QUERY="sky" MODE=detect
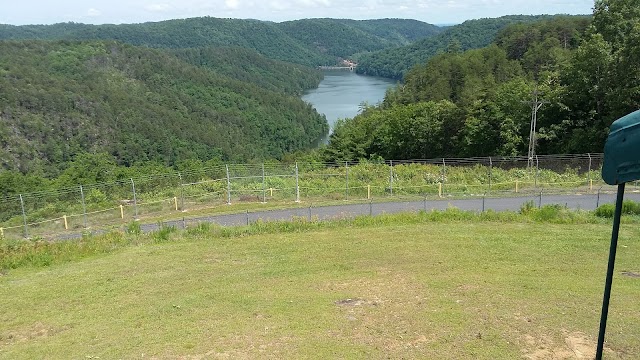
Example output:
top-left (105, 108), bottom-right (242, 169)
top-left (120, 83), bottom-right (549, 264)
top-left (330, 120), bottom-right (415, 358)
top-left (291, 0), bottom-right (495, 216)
top-left (0, 0), bottom-right (595, 26)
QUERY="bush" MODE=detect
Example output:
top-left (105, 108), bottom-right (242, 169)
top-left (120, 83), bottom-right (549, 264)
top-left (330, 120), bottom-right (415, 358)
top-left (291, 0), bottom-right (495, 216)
top-left (594, 200), bottom-right (640, 218)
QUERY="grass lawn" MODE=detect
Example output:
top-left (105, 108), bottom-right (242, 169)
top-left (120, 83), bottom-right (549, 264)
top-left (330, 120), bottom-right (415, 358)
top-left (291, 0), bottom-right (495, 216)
top-left (1, 220), bottom-right (639, 359)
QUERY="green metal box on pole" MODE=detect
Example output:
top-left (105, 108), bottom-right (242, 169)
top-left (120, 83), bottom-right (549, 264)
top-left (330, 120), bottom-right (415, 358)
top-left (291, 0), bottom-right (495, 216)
top-left (597, 109), bottom-right (640, 359)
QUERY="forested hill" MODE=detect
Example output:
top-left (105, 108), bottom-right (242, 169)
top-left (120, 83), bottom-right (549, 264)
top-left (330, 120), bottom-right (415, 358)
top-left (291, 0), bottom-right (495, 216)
top-left (322, 9), bottom-right (640, 161)
top-left (356, 15), bottom-right (565, 79)
top-left (278, 18), bottom-right (443, 59)
top-left (0, 40), bottom-right (328, 175)
top-left (0, 17), bottom-right (441, 67)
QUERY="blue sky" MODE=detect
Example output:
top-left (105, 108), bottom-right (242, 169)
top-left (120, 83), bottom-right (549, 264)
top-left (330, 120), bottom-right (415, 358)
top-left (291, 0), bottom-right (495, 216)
top-left (1, 0), bottom-right (594, 26)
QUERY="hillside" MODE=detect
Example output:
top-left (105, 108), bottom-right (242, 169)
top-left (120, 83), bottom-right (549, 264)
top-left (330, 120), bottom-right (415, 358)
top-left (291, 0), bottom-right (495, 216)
top-left (323, 11), bottom-right (640, 161)
top-left (278, 18), bottom-right (442, 59)
top-left (173, 46), bottom-right (322, 96)
top-left (0, 40), bottom-right (328, 175)
top-left (356, 15), bottom-right (558, 79)
top-left (0, 17), bottom-right (442, 67)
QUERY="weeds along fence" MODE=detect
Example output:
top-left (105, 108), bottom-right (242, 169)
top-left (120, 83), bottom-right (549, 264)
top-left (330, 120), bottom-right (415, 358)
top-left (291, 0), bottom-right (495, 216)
top-left (0, 153), bottom-right (615, 240)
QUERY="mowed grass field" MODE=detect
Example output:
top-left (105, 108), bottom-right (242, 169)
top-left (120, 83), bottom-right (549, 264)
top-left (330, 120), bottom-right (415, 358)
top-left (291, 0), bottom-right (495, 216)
top-left (1, 216), bottom-right (639, 359)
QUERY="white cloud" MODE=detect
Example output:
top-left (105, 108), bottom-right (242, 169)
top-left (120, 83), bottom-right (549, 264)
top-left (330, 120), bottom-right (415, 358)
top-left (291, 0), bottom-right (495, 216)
top-left (225, 0), bottom-right (240, 10)
top-left (87, 8), bottom-right (102, 17)
top-left (146, 3), bottom-right (172, 12)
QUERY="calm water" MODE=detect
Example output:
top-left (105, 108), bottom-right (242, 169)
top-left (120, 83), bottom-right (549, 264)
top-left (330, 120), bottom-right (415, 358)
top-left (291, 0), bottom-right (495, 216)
top-left (302, 70), bottom-right (396, 142)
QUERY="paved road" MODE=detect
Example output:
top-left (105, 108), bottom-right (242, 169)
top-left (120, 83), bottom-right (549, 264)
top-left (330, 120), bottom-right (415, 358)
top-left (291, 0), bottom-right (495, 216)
top-left (147, 191), bottom-right (640, 233)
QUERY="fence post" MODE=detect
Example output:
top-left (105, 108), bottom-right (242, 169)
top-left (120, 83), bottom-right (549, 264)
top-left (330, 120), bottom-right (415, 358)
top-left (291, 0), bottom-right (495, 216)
top-left (442, 158), bottom-right (446, 184)
top-left (226, 165), bottom-right (231, 205)
top-left (482, 195), bottom-right (486, 212)
top-left (0, 228), bottom-right (3, 238)
top-left (370, 199), bottom-right (373, 216)
top-left (131, 179), bottom-right (138, 219)
top-left (515, 180), bottom-right (519, 193)
top-left (63, 215), bottom-right (68, 230)
top-left (178, 172), bottom-right (185, 211)
top-left (588, 153), bottom-right (592, 189)
top-left (389, 160), bottom-right (394, 196)
top-left (424, 195), bottom-right (427, 211)
top-left (295, 162), bottom-right (300, 203)
top-left (535, 155), bottom-right (539, 188)
top-left (246, 210), bottom-right (249, 226)
top-left (488, 157), bottom-right (493, 194)
top-left (80, 186), bottom-right (88, 229)
top-left (367, 185), bottom-right (371, 200)
top-left (597, 187), bottom-right (602, 208)
top-left (174, 197), bottom-right (178, 211)
top-left (19, 194), bottom-right (28, 238)
top-left (539, 190), bottom-right (543, 209)
top-left (345, 161), bottom-right (349, 201)
top-left (308, 206), bottom-right (312, 221)
top-left (120, 205), bottom-right (124, 219)
top-left (438, 183), bottom-right (443, 198)
top-left (262, 163), bottom-right (266, 203)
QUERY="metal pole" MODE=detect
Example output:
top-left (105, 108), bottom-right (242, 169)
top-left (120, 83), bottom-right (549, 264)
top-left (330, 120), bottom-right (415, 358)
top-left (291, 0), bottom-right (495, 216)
top-left (345, 161), bottom-right (349, 201)
top-left (295, 162), bottom-right (300, 203)
top-left (246, 210), bottom-right (249, 226)
top-left (389, 160), bottom-right (394, 196)
top-left (131, 179), bottom-right (138, 219)
top-left (587, 154), bottom-right (591, 190)
top-left (535, 155), bottom-right (539, 188)
top-left (80, 185), bottom-right (88, 228)
top-left (597, 187), bottom-right (602, 208)
top-left (226, 165), bottom-right (231, 205)
top-left (262, 163), bottom-right (266, 203)
top-left (482, 195), bottom-right (486, 212)
top-left (596, 182), bottom-right (626, 359)
top-left (442, 158), bottom-right (446, 183)
top-left (370, 199), bottom-right (373, 216)
top-left (19, 194), bottom-right (28, 238)
top-left (308, 206), bottom-right (312, 221)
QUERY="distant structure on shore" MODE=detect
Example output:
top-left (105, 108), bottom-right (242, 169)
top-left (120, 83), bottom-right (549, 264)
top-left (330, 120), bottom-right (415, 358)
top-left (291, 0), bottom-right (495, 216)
top-left (318, 59), bottom-right (357, 71)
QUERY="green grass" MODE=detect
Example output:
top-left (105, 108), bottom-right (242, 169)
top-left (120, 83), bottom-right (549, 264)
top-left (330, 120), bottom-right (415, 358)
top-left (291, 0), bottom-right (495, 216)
top-left (1, 211), bottom-right (639, 358)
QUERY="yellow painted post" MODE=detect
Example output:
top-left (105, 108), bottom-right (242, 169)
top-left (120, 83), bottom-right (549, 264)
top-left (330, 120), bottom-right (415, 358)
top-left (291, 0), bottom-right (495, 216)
top-left (63, 215), bottom-right (68, 230)
top-left (174, 197), bottom-right (178, 211)
top-left (0, 228), bottom-right (3, 238)
top-left (120, 205), bottom-right (124, 219)
top-left (516, 180), bottom-right (519, 193)
top-left (269, 188), bottom-right (273, 197)
top-left (590, 179), bottom-right (593, 191)
top-left (367, 185), bottom-right (371, 199)
top-left (438, 183), bottom-right (443, 198)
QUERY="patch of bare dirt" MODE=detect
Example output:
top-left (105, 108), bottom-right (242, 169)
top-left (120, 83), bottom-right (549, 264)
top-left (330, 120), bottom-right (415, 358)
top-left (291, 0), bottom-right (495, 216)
top-left (0, 322), bottom-right (68, 345)
top-left (522, 331), bottom-right (597, 359)
top-left (621, 271), bottom-right (640, 278)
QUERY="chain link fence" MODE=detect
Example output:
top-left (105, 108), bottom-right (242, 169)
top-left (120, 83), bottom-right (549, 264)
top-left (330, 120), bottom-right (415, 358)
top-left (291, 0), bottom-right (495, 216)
top-left (0, 153), bottom-right (613, 240)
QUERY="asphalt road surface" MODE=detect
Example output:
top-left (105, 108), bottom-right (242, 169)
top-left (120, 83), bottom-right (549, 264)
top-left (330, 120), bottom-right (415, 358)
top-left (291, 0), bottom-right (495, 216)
top-left (150, 191), bottom-right (640, 233)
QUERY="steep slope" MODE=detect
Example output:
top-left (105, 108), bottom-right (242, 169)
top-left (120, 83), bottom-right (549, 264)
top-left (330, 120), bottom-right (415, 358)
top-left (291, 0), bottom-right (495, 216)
top-left (356, 15), bottom-right (556, 79)
top-left (0, 40), bottom-right (328, 174)
top-left (278, 18), bottom-right (442, 59)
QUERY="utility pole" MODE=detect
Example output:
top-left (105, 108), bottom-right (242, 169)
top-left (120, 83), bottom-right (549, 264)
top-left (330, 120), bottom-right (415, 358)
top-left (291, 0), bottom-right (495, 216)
top-left (522, 87), bottom-right (549, 168)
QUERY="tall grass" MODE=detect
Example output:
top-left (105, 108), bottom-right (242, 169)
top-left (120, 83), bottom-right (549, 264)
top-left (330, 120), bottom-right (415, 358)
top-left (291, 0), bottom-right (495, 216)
top-left (0, 203), bottom-right (619, 272)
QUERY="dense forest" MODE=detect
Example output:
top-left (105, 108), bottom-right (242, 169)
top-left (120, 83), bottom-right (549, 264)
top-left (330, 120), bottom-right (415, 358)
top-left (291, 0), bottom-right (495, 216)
top-left (0, 40), bottom-right (328, 175)
top-left (0, 18), bottom-right (441, 67)
top-left (355, 15), bottom-right (566, 79)
top-left (323, 1), bottom-right (639, 161)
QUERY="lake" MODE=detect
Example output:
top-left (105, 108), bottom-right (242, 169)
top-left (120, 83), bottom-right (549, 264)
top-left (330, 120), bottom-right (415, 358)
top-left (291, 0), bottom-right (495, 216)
top-left (302, 70), bottom-right (396, 142)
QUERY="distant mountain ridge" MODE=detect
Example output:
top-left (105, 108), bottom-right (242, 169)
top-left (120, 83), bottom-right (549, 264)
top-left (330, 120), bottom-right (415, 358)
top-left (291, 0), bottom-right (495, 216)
top-left (0, 17), bottom-right (443, 67)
